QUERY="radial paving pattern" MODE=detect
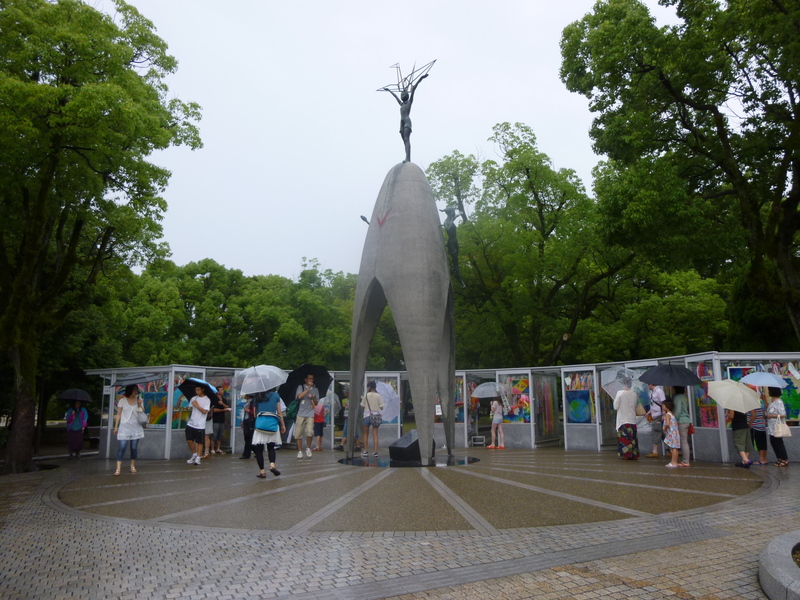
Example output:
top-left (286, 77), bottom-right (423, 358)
top-left (2, 446), bottom-right (792, 600)
top-left (55, 447), bottom-right (761, 533)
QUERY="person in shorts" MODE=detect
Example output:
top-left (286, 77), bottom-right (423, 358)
top-left (185, 386), bottom-right (210, 465)
top-left (294, 374), bottom-right (319, 458)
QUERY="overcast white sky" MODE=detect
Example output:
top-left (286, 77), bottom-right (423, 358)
top-left (113, 0), bottom-right (673, 280)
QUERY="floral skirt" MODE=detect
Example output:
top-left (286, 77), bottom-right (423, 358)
top-left (617, 424), bottom-right (639, 459)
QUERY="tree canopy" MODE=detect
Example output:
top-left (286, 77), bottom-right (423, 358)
top-left (560, 0), bottom-right (800, 346)
top-left (0, 0), bottom-right (201, 472)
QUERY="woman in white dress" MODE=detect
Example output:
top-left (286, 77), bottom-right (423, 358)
top-left (113, 384), bottom-right (145, 475)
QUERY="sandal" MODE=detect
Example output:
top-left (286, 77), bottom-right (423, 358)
top-left (269, 467), bottom-right (281, 476)
top-left (130, 466), bottom-right (137, 474)
top-left (256, 472), bottom-right (267, 478)
top-left (114, 468), bottom-right (121, 476)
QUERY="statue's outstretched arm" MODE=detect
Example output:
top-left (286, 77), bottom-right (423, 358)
top-left (383, 88), bottom-right (402, 105)
top-left (409, 74), bottom-right (428, 102)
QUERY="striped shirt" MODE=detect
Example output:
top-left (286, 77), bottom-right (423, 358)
top-left (750, 401), bottom-right (767, 432)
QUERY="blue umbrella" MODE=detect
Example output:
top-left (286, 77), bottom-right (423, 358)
top-left (178, 378), bottom-right (218, 401)
top-left (739, 372), bottom-right (788, 388)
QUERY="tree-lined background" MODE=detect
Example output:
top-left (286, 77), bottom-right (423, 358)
top-left (2, 0), bottom-right (799, 472)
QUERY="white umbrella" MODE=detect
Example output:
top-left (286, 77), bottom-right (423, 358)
top-left (600, 367), bottom-right (649, 402)
top-left (470, 382), bottom-right (510, 399)
top-left (375, 381), bottom-right (401, 423)
top-left (235, 365), bottom-right (288, 395)
top-left (601, 367), bottom-right (636, 397)
top-left (322, 390), bottom-right (341, 417)
top-left (707, 379), bottom-right (761, 413)
top-left (739, 372), bottom-right (788, 389)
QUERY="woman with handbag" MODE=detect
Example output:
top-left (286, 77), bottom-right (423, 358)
top-left (252, 390), bottom-right (285, 478)
top-left (765, 387), bottom-right (790, 467)
top-left (113, 384), bottom-right (146, 476)
top-left (361, 381), bottom-right (385, 458)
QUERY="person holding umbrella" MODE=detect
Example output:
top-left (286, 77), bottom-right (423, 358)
top-left (726, 408), bottom-right (753, 467)
top-left (613, 377), bottom-right (639, 460)
top-left (113, 384), bottom-right (145, 475)
top-left (65, 400), bottom-right (88, 459)
top-left (252, 389), bottom-right (286, 477)
top-left (487, 396), bottom-right (505, 449)
top-left (294, 374), bottom-right (319, 459)
top-left (185, 385), bottom-right (211, 465)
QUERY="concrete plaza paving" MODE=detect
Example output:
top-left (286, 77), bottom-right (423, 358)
top-left (1, 446), bottom-right (797, 599)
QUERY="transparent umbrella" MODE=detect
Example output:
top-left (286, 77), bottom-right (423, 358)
top-left (376, 382), bottom-right (401, 423)
top-left (601, 368), bottom-right (635, 397)
top-left (235, 365), bottom-right (288, 395)
top-left (470, 382), bottom-right (510, 399)
top-left (321, 390), bottom-right (341, 417)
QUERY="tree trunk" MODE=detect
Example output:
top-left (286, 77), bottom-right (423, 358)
top-left (3, 341), bottom-right (39, 474)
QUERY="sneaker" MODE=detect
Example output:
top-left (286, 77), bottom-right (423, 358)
top-left (297, 451), bottom-right (304, 459)
top-left (187, 455), bottom-right (197, 464)
top-left (373, 452), bottom-right (378, 457)
top-left (306, 448), bottom-right (312, 458)
top-left (194, 456), bottom-right (202, 465)
top-left (361, 451), bottom-right (368, 457)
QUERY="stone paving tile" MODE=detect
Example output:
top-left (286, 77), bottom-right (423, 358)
top-left (0, 450), bottom-right (795, 599)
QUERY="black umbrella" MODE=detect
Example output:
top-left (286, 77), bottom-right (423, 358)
top-left (178, 378), bottom-right (219, 402)
top-left (639, 364), bottom-right (701, 387)
top-left (57, 389), bottom-right (92, 403)
top-left (278, 364), bottom-right (333, 403)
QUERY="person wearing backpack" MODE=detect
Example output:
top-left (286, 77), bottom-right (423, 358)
top-left (252, 390), bottom-right (286, 478)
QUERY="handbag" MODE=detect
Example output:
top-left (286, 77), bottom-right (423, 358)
top-left (255, 412), bottom-right (280, 433)
top-left (774, 416), bottom-right (792, 438)
top-left (136, 409), bottom-right (149, 427)
top-left (635, 403), bottom-right (646, 417)
top-left (365, 393), bottom-right (382, 428)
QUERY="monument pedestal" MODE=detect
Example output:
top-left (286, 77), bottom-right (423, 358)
top-left (389, 429), bottom-right (434, 462)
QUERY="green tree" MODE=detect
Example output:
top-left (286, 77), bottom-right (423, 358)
top-left (431, 123), bottom-right (635, 367)
top-left (0, 0), bottom-right (201, 473)
top-left (571, 266), bottom-right (729, 362)
top-left (560, 0), bottom-right (800, 345)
